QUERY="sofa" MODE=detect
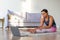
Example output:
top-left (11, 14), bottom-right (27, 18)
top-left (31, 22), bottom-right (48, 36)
top-left (8, 10), bottom-right (41, 28)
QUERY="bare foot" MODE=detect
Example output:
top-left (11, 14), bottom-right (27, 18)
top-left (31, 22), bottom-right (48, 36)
top-left (27, 29), bottom-right (36, 33)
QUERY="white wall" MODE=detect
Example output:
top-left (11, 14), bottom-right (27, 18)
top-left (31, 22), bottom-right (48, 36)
top-left (30, 0), bottom-right (60, 26)
top-left (0, 0), bottom-right (22, 28)
top-left (0, 0), bottom-right (60, 28)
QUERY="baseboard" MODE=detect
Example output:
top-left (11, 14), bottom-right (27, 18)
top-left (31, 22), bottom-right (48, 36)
top-left (6, 26), bottom-right (38, 28)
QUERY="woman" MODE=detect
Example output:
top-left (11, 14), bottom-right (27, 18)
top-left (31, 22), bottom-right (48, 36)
top-left (28, 9), bottom-right (56, 33)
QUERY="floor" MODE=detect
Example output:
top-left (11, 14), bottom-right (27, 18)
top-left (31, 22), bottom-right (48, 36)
top-left (0, 28), bottom-right (60, 40)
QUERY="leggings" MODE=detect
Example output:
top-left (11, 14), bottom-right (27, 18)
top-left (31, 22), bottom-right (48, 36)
top-left (36, 27), bottom-right (56, 33)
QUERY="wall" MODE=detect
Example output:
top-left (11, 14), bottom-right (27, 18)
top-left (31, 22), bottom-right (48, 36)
top-left (0, 0), bottom-right (60, 28)
top-left (31, 0), bottom-right (60, 26)
top-left (0, 0), bottom-right (22, 28)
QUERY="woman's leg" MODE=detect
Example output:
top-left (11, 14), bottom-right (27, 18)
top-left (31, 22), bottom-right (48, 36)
top-left (27, 27), bottom-right (56, 33)
top-left (45, 27), bottom-right (56, 32)
top-left (36, 27), bottom-right (56, 33)
top-left (36, 29), bottom-right (46, 33)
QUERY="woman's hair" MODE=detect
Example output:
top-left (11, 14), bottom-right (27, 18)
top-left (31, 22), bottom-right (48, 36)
top-left (41, 9), bottom-right (48, 14)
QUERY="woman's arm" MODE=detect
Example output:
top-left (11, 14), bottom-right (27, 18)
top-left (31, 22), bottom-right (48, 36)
top-left (38, 16), bottom-right (44, 29)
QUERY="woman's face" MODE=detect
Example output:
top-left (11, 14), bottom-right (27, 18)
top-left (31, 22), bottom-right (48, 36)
top-left (41, 11), bottom-right (48, 18)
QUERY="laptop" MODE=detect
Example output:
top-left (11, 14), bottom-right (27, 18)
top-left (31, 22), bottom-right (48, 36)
top-left (10, 26), bottom-right (31, 37)
top-left (10, 27), bottom-right (21, 37)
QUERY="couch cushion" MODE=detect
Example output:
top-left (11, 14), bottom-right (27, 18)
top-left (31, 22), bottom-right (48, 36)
top-left (26, 13), bottom-right (41, 23)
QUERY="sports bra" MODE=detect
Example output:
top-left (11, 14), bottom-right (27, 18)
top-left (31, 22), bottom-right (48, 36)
top-left (44, 15), bottom-right (56, 28)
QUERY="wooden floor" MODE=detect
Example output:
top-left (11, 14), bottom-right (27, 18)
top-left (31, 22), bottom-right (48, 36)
top-left (0, 29), bottom-right (60, 40)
